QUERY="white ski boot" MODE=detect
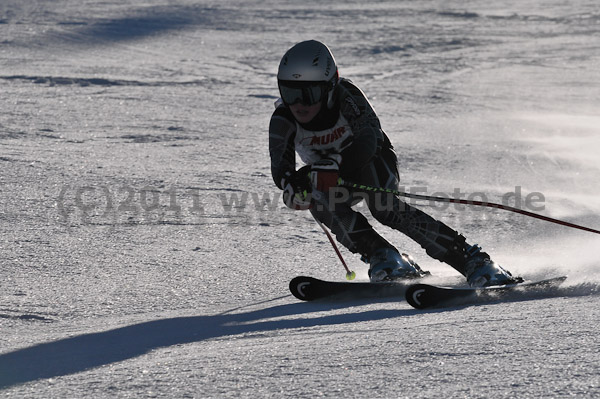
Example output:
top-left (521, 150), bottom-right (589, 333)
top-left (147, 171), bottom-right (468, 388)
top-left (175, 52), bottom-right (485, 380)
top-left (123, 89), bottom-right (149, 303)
top-left (464, 245), bottom-right (522, 287)
top-left (367, 248), bottom-right (428, 282)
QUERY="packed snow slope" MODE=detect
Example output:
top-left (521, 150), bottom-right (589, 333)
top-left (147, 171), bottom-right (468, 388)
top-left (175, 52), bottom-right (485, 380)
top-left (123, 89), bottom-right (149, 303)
top-left (1, 1), bottom-right (599, 397)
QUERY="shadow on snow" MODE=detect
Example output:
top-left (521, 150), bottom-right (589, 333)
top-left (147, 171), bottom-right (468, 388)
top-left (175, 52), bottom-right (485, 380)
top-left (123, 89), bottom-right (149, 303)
top-left (61, 6), bottom-right (240, 44)
top-left (1, 282), bottom-right (597, 389)
top-left (0, 299), bottom-right (415, 389)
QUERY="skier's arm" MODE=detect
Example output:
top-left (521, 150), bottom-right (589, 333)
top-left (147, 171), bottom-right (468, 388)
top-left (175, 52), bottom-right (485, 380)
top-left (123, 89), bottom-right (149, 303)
top-left (336, 79), bottom-right (385, 175)
top-left (269, 105), bottom-right (297, 189)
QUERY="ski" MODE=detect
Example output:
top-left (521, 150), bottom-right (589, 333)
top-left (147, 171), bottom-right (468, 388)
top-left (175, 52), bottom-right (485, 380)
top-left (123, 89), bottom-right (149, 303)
top-left (289, 275), bottom-right (413, 301)
top-left (405, 276), bottom-right (568, 309)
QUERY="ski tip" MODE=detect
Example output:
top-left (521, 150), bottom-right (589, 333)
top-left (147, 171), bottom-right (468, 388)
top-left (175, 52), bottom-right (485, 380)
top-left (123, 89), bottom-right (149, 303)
top-left (405, 283), bottom-right (436, 309)
top-left (289, 276), bottom-right (317, 301)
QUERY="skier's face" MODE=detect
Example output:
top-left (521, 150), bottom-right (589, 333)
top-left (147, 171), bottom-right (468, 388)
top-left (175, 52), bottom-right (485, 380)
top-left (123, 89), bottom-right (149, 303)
top-left (289, 101), bottom-right (322, 124)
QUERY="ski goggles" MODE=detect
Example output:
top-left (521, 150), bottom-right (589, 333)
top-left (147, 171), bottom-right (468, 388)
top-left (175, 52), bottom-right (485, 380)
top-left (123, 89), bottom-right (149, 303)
top-left (278, 81), bottom-right (328, 106)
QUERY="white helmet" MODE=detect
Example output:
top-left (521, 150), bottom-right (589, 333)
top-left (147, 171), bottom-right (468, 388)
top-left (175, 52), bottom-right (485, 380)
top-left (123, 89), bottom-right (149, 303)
top-left (277, 40), bottom-right (339, 106)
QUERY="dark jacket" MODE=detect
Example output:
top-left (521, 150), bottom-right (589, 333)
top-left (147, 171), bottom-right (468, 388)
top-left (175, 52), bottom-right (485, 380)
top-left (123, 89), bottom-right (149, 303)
top-left (269, 78), bottom-right (392, 189)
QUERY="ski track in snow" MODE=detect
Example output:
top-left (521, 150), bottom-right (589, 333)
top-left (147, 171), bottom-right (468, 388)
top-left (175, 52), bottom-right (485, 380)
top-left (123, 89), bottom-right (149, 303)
top-left (1, 0), bottom-right (599, 397)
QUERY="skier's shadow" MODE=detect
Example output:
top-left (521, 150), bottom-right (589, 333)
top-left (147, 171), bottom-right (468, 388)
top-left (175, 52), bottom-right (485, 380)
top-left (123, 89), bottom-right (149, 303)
top-left (0, 298), bottom-right (416, 389)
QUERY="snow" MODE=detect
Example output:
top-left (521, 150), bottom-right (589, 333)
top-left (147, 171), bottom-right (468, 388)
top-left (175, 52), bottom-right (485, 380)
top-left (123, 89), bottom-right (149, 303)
top-left (1, 0), bottom-right (599, 397)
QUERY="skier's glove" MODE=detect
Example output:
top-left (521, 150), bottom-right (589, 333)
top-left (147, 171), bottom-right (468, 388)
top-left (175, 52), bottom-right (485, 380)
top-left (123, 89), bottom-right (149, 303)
top-left (310, 156), bottom-right (341, 193)
top-left (281, 165), bottom-right (312, 210)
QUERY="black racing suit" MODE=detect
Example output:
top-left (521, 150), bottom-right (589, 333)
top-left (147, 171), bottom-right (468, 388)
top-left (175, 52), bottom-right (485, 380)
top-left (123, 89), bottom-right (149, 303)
top-left (269, 78), bottom-right (473, 276)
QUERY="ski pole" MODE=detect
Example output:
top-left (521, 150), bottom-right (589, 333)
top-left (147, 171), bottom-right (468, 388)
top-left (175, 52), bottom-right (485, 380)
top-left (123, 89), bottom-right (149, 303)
top-left (338, 179), bottom-right (600, 236)
top-left (313, 215), bottom-right (356, 280)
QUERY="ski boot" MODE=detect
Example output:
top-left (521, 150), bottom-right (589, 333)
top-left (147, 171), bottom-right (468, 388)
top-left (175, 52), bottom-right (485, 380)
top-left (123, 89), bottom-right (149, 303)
top-left (366, 248), bottom-right (429, 283)
top-left (464, 244), bottom-right (523, 287)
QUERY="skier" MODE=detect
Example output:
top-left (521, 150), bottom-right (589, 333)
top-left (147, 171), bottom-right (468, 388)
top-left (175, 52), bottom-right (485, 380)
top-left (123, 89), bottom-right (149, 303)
top-left (269, 40), bottom-right (520, 286)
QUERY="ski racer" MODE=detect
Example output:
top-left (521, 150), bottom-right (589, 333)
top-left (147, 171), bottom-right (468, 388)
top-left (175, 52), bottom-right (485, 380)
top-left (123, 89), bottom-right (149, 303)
top-left (269, 40), bottom-right (520, 286)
